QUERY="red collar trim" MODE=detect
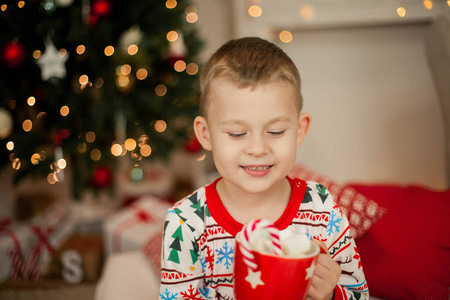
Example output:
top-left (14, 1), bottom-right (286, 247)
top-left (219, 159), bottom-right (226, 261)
top-left (205, 177), bottom-right (307, 236)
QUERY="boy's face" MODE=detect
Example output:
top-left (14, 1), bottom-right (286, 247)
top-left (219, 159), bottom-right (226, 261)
top-left (194, 80), bottom-right (310, 196)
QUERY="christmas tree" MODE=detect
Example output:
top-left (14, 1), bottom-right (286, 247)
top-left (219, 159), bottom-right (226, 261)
top-left (0, 0), bottom-right (203, 198)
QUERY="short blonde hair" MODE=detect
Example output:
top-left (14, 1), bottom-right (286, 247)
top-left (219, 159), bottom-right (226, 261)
top-left (199, 37), bottom-right (302, 117)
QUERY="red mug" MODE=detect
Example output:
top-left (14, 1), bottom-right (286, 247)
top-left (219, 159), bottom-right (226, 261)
top-left (234, 233), bottom-right (324, 300)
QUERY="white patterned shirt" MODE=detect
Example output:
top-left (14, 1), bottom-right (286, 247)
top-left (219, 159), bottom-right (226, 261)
top-left (160, 177), bottom-right (369, 300)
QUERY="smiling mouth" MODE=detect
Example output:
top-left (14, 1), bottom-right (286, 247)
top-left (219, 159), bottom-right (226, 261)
top-left (241, 165), bottom-right (272, 171)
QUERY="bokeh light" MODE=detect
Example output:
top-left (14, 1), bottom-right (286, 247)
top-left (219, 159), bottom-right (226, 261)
top-left (397, 7), bottom-right (406, 17)
top-left (166, 31), bottom-right (178, 42)
top-left (27, 96), bottom-right (36, 106)
top-left (186, 63), bottom-right (199, 75)
top-left (174, 60), bottom-right (186, 72)
top-left (90, 149), bottom-right (101, 161)
top-left (166, 0), bottom-right (177, 9)
top-left (22, 119), bottom-right (32, 132)
top-left (60, 105), bottom-right (69, 116)
top-left (248, 5), bottom-right (262, 17)
top-left (155, 84), bottom-right (167, 96)
top-left (127, 44), bottom-right (138, 55)
top-left (279, 30), bottom-right (293, 43)
top-left (124, 138), bottom-right (137, 151)
top-left (140, 144), bottom-right (152, 157)
top-left (155, 120), bottom-right (167, 133)
top-left (136, 68), bottom-right (148, 80)
top-left (104, 45), bottom-right (114, 56)
top-left (76, 45), bottom-right (86, 55)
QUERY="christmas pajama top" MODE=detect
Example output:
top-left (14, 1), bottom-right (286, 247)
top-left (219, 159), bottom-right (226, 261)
top-left (160, 177), bottom-right (369, 300)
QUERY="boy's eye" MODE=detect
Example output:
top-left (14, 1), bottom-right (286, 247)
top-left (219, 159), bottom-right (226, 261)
top-left (228, 132), bottom-right (246, 138)
top-left (268, 130), bottom-right (286, 136)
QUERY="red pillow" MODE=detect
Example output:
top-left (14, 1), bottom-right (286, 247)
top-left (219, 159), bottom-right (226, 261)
top-left (289, 165), bottom-right (386, 239)
top-left (350, 184), bottom-right (450, 300)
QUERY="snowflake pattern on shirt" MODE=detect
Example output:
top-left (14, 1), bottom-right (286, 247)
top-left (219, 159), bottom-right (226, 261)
top-left (160, 178), bottom-right (369, 300)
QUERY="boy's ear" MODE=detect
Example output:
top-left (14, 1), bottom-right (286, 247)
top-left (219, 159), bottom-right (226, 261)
top-left (297, 113), bottom-right (311, 146)
top-left (194, 116), bottom-right (212, 151)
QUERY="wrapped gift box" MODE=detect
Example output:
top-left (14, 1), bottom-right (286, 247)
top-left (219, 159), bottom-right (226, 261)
top-left (0, 204), bottom-right (74, 283)
top-left (103, 196), bottom-right (170, 257)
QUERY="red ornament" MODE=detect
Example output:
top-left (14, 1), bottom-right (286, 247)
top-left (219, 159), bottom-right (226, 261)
top-left (91, 0), bottom-right (112, 17)
top-left (92, 166), bottom-right (113, 189)
top-left (185, 136), bottom-right (202, 153)
top-left (1, 41), bottom-right (26, 68)
top-left (54, 129), bottom-right (71, 146)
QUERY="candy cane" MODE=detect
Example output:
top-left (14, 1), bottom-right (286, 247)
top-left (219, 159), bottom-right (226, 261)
top-left (239, 219), bottom-right (282, 271)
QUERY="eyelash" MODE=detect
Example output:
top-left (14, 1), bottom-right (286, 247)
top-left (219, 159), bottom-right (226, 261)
top-left (227, 130), bottom-right (286, 138)
top-left (228, 133), bottom-right (246, 138)
top-left (268, 130), bottom-right (286, 136)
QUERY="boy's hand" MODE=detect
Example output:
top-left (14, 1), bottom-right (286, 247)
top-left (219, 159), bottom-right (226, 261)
top-left (306, 239), bottom-right (341, 300)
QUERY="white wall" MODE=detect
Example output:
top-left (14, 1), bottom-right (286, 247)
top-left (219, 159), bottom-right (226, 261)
top-left (282, 24), bottom-right (446, 189)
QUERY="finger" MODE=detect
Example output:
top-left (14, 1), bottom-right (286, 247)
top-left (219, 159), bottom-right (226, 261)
top-left (312, 239), bottom-right (329, 255)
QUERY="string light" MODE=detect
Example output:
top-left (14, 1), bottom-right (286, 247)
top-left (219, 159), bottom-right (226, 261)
top-left (423, 0), bottom-right (432, 9)
top-left (155, 84), bottom-right (167, 96)
top-left (31, 153), bottom-right (41, 165)
top-left (136, 68), bottom-right (148, 80)
top-left (166, 31), bottom-right (178, 42)
top-left (18, 1), bottom-right (24, 8)
top-left (248, 5), bottom-right (262, 17)
top-left (397, 7), bottom-right (406, 17)
top-left (186, 63), bottom-right (199, 75)
top-left (124, 138), bottom-right (137, 151)
top-left (33, 50), bottom-right (41, 59)
top-left (60, 105), bottom-right (69, 116)
top-left (138, 134), bottom-right (149, 147)
top-left (58, 49), bottom-right (67, 58)
top-left (155, 120), bottom-right (167, 133)
top-left (12, 158), bottom-right (21, 170)
top-left (6, 141), bottom-right (14, 151)
top-left (174, 60), bottom-right (186, 72)
top-left (120, 64), bottom-right (132, 75)
top-left (111, 143), bottom-right (123, 156)
top-left (279, 30), bottom-right (293, 43)
top-left (186, 12), bottom-right (198, 23)
top-left (131, 152), bottom-right (142, 161)
top-left (104, 45), bottom-right (114, 56)
top-left (22, 119), bottom-right (32, 132)
top-left (299, 5), bottom-right (315, 19)
top-left (79, 74), bottom-right (89, 85)
top-left (127, 44), bottom-right (138, 55)
top-left (27, 96), bottom-right (36, 106)
top-left (140, 144), bottom-right (152, 157)
top-left (166, 0), bottom-right (177, 9)
top-left (47, 173), bottom-right (57, 184)
top-left (90, 149), bottom-right (101, 161)
top-left (85, 131), bottom-right (96, 143)
top-left (1, 4), bottom-right (7, 11)
top-left (76, 45), bottom-right (85, 55)
top-left (39, 150), bottom-right (46, 161)
top-left (116, 75), bottom-right (129, 88)
top-left (57, 158), bottom-right (67, 169)
top-left (77, 142), bottom-right (87, 154)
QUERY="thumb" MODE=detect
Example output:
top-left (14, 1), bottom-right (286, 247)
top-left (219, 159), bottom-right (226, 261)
top-left (312, 239), bottom-right (329, 255)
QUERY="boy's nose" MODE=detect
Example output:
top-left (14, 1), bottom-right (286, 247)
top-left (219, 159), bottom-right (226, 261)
top-left (246, 135), bottom-right (268, 156)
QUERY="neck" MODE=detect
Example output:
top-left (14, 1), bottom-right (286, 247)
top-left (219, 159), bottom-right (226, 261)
top-left (216, 178), bottom-right (291, 224)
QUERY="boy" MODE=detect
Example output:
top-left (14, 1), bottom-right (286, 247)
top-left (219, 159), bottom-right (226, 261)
top-left (159, 37), bottom-right (368, 300)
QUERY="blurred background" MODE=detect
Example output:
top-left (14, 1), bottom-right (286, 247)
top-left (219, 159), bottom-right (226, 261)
top-left (0, 0), bottom-right (449, 299)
